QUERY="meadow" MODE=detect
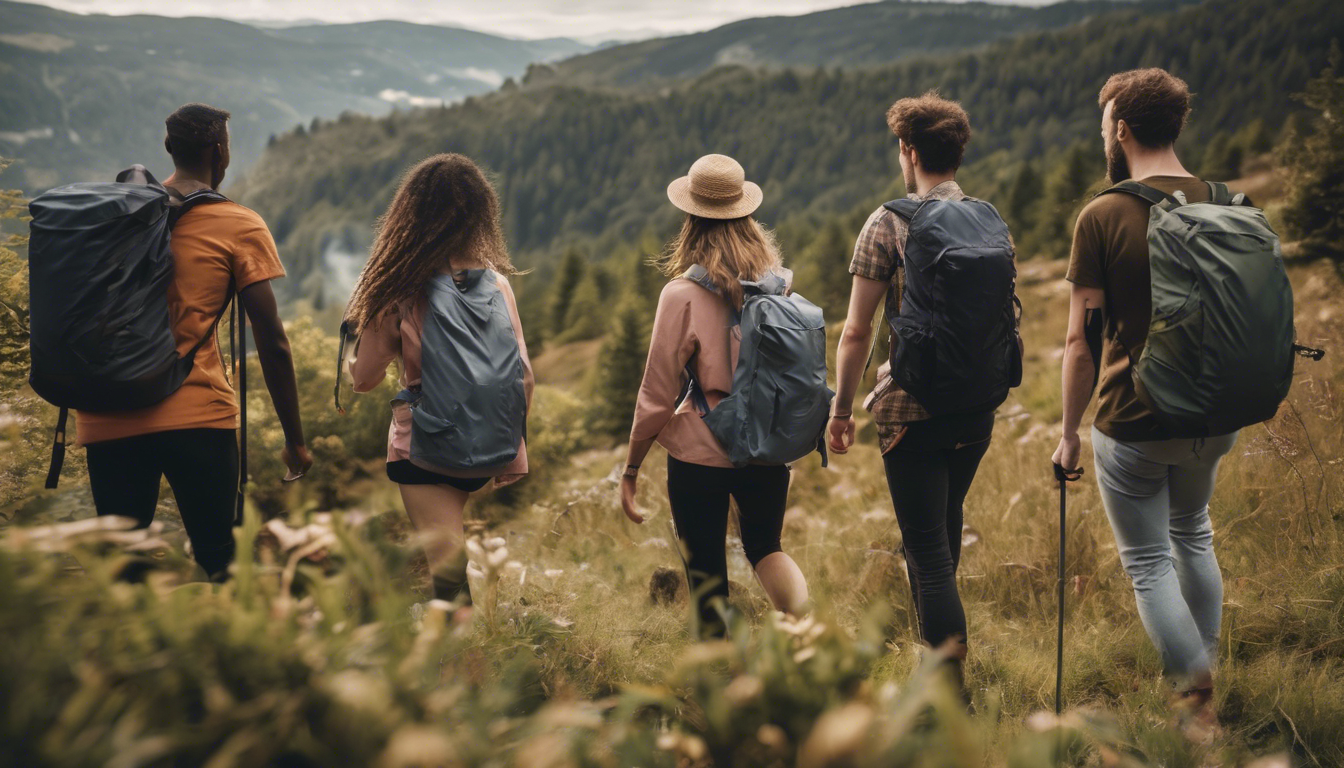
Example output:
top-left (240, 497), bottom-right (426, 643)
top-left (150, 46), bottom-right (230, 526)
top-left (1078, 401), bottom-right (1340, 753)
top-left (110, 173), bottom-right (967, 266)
top-left (2, 5), bottom-right (1342, 760)
top-left (3, 243), bottom-right (1340, 766)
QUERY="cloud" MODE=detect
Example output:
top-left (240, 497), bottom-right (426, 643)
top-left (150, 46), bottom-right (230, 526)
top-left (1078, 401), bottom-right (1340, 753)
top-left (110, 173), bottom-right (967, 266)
top-left (22, 0), bottom-right (1053, 40)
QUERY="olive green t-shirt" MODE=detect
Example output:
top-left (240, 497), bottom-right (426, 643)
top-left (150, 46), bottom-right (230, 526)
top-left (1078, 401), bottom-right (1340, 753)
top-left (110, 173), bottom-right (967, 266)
top-left (1065, 175), bottom-right (1216, 442)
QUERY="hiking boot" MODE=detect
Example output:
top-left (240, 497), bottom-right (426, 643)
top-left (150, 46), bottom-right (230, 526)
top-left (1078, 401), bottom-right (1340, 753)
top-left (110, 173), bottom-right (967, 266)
top-left (1171, 686), bottom-right (1223, 745)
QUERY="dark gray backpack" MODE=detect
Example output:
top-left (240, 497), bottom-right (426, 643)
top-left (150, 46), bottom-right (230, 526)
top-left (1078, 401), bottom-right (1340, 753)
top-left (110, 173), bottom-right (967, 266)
top-left (339, 270), bottom-right (527, 475)
top-left (27, 165), bottom-right (232, 488)
top-left (1101, 181), bottom-right (1320, 437)
top-left (884, 197), bottom-right (1022, 415)
top-left (683, 265), bottom-right (833, 467)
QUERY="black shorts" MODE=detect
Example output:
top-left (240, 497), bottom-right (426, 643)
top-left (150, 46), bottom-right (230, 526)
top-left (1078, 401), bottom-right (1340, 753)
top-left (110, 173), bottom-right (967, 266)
top-left (386, 460), bottom-right (490, 492)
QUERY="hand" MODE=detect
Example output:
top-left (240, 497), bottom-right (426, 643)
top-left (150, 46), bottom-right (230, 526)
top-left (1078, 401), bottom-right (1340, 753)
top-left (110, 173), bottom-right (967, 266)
top-left (493, 473), bottom-right (524, 489)
top-left (1052, 432), bottom-right (1082, 476)
top-left (620, 474), bottom-right (645, 524)
top-left (282, 443), bottom-right (313, 482)
top-left (828, 415), bottom-right (856, 454)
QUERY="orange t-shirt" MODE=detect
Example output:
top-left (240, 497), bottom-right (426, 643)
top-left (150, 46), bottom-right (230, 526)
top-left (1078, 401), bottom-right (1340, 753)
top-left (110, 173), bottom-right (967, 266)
top-left (75, 201), bottom-right (286, 445)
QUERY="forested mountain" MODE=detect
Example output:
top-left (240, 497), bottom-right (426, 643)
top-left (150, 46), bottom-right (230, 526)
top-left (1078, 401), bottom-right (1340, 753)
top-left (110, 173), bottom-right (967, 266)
top-left (236, 0), bottom-right (1341, 322)
top-left (0, 0), bottom-right (587, 191)
top-left (540, 0), bottom-right (1198, 88)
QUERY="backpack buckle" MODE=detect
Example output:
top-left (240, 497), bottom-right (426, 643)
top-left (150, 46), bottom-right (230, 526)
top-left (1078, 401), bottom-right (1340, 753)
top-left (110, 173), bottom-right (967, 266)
top-left (1293, 344), bottom-right (1326, 361)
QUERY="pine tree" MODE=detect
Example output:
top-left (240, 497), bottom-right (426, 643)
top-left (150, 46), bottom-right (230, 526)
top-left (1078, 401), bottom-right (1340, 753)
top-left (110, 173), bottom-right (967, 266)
top-left (0, 158), bottom-right (29, 391)
top-left (590, 292), bottom-right (651, 437)
top-left (1005, 161), bottom-right (1043, 239)
top-left (547, 247), bottom-right (587, 338)
top-left (1279, 41), bottom-right (1344, 259)
top-left (801, 220), bottom-right (854, 319)
top-left (555, 273), bottom-right (606, 344)
top-left (1201, 133), bottom-right (1243, 180)
top-left (1032, 143), bottom-right (1101, 259)
top-left (1238, 118), bottom-right (1274, 156)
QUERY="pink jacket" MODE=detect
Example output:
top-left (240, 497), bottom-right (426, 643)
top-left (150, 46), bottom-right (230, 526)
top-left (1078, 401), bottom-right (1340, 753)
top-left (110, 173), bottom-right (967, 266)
top-left (349, 272), bottom-right (534, 478)
top-left (630, 278), bottom-right (741, 468)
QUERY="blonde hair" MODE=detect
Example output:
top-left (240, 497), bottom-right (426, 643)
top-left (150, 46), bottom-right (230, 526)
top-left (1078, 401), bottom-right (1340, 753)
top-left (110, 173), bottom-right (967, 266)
top-left (658, 214), bottom-right (782, 308)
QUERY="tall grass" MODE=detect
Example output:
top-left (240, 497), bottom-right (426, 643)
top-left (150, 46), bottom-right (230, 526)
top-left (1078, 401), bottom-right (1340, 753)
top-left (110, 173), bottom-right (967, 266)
top-left (2, 259), bottom-right (1340, 765)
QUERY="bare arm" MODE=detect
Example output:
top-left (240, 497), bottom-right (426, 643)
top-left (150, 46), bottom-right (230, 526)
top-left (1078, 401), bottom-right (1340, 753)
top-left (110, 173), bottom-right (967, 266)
top-left (240, 280), bottom-right (312, 475)
top-left (1053, 283), bottom-right (1105, 472)
top-left (828, 274), bottom-right (888, 454)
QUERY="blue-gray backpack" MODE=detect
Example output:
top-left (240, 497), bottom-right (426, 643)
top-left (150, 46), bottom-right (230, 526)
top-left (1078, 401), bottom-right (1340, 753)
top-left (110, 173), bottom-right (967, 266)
top-left (27, 165), bottom-right (232, 488)
top-left (1099, 181), bottom-right (1323, 438)
top-left (338, 269), bottom-right (526, 474)
top-left (682, 265), bottom-right (833, 467)
top-left (883, 197), bottom-right (1023, 415)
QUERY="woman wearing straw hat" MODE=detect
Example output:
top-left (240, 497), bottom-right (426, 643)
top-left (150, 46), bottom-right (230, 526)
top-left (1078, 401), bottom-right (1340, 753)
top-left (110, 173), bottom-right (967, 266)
top-left (620, 154), bottom-right (810, 639)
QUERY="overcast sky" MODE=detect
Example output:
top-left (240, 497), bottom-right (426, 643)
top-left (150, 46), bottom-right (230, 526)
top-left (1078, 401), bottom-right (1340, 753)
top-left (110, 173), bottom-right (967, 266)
top-left (24, 0), bottom-right (1055, 41)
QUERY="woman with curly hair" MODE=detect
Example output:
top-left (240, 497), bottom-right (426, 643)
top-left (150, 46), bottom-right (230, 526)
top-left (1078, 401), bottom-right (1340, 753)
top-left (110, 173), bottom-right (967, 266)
top-left (344, 153), bottom-right (533, 616)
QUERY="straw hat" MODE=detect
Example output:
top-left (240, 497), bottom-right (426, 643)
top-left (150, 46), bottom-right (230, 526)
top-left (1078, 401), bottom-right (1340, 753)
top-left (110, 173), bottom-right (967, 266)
top-left (667, 154), bottom-right (763, 220)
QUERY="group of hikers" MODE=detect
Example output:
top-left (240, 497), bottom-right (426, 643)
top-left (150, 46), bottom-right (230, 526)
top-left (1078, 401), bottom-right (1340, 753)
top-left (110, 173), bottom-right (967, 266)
top-left (25, 66), bottom-right (1314, 736)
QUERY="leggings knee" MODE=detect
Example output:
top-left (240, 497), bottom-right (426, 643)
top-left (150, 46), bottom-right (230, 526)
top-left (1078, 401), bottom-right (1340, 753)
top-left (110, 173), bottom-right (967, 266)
top-left (1123, 551), bottom-right (1175, 589)
top-left (743, 539), bottom-right (782, 568)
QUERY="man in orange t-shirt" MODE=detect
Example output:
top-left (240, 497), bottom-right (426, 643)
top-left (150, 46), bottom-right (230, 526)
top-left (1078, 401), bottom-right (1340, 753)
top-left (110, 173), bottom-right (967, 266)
top-left (77, 103), bottom-right (312, 580)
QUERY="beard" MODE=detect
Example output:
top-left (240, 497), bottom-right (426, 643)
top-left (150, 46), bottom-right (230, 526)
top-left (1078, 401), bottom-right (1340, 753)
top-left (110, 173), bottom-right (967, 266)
top-left (900, 158), bottom-right (919, 196)
top-left (1106, 138), bottom-right (1131, 184)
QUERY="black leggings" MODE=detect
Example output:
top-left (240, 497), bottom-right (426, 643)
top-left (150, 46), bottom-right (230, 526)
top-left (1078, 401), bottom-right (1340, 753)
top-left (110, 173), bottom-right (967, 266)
top-left (666, 456), bottom-right (791, 637)
top-left (882, 411), bottom-right (994, 650)
top-left (85, 428), bottom-right (239, 580)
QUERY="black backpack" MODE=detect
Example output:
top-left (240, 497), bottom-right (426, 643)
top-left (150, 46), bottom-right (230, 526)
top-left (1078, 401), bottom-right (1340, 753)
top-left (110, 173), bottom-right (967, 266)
top-left (883, 197), bottom-right (1023, 415)
top-left (27, 165), bottom-right (231, 487)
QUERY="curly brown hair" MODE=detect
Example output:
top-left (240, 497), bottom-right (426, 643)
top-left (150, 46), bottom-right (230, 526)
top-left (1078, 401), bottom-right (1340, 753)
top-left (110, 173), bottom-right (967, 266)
top-left (343, 154), bottom-right (513, 333)
top-left (885, 91), bottom-right (972, 174)
top-left (1098, 68), bottom-right (1191, 148)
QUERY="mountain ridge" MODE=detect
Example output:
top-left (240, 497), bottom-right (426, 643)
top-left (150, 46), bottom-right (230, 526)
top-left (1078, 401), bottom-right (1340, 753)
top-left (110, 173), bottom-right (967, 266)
top-left (0, 0), bottom-right (590, 190)
top-left (233, 0), bottom-right (1337, 312)
top-left (540, 0), bottom-right (1203, 88)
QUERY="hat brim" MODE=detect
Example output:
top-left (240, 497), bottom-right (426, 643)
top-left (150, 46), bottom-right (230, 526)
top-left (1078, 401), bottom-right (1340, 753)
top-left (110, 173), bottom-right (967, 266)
top-left (667, 176), bottom-right (763, 220)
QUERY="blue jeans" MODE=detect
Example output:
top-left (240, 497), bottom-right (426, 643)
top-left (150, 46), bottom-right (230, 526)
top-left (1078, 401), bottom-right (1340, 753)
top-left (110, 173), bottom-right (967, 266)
top-left (1091, 427), bottom-right (1238, 680)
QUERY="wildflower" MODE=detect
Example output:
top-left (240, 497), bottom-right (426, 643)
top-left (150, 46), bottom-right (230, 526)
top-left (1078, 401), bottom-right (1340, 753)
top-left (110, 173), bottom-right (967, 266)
top-left (376, 725), bottom-right (458, 768)
top-left (466, 533), bottom-right (509, 624)
top-left (797, 702), bottom-right (874, 768)
top-left (723, 674), bottom-right (763, 706)
top-left (756, 723), bottom-right (789, 752)
top-left (776, 613), bottom-right (826, 663)
top-left (656, 732), bottom-right (707, 762)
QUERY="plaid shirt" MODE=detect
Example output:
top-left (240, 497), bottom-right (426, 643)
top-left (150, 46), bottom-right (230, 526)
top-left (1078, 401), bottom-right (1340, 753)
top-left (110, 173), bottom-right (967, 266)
top-left (848, 180), bottom-right (966, 451)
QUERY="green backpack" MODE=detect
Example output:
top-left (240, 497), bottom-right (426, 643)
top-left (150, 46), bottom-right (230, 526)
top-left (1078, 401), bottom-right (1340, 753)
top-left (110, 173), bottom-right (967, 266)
top-left (1102, 181), bottom-right (1319, 438)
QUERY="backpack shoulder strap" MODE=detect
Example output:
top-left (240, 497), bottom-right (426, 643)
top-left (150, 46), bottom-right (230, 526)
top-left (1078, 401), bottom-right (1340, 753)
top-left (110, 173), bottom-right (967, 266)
top-left (115, 164), bottom-right (161, 186)
top-left (167, 188), bottom-right (231, 228)
top-left (682, 264), bottom-right (721, 296)
top-left (745, 269), bottom-right (789, 297)
top-left (1097, 180), bottom-right (1181, 209)
top-left (882, 198), bottom-right (923, 222)
top-left (1206, 181), bottom-right (1253, 208)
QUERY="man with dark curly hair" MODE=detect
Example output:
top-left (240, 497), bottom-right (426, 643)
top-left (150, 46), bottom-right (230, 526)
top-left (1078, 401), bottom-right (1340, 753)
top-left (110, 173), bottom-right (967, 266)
top-left (828, 91), bottom-right (1015, 697)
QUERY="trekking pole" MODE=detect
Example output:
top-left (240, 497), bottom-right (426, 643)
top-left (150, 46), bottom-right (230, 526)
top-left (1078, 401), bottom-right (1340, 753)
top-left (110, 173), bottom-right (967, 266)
top-left (236, 298), bottom-right (248, 524)
top-left (1051, 462), bottom-right (1083, 716)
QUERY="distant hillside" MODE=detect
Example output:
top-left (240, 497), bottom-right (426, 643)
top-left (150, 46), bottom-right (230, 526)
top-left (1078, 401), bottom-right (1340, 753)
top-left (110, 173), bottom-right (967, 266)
top-left (0, 0), bottom-right (588, 191)
top-left (234, 0), bottom-right (1339, 309)
top-left (539, 0), bottom-right (1199, 88)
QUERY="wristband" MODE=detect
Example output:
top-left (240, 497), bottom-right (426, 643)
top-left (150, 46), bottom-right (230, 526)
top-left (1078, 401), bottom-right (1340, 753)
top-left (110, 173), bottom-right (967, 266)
top-left (831, 413), bottom-right (852, 420)
top-left (623, 464), bottom-right (640, 478)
